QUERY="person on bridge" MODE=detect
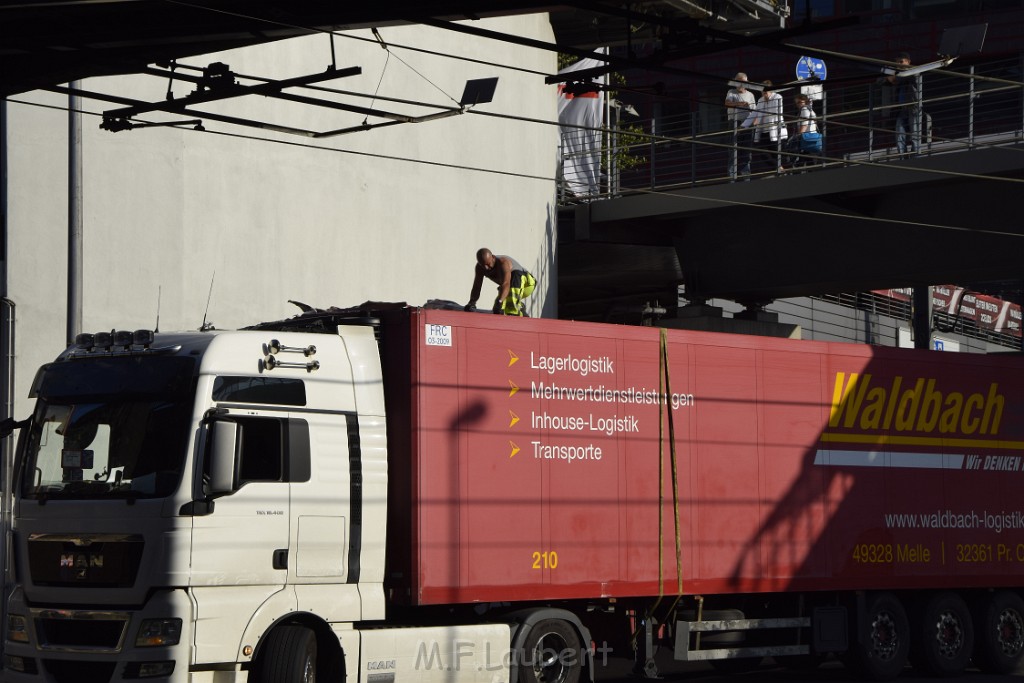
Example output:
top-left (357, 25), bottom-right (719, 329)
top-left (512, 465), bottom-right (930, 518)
top-left (786, 93), bottom-right (820, 166)
top-left (881, 52), bottom-right (920, 157)
top-left (743, 80), bottom-right (787, 174)
top-left (465, 248), bottom-right (536, 316)
top-left (724, 72), bottom-right (756, 180)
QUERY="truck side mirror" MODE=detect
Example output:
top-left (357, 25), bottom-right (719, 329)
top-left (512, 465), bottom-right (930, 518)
top-left (209, 421), bottom-right (241, 495)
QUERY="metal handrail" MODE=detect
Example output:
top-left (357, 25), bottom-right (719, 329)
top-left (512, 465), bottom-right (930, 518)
top-left (558, 57), bottom-right (1024, 202)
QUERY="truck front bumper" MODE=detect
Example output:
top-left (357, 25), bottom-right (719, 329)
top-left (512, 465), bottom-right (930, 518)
top-left (4, 586), bottom-right (194, 683)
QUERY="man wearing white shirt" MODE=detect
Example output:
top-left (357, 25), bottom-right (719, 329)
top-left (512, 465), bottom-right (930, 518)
top-left (743, 80), bottom-right (788, 174)
top-left (724, 72), bottom-right (756, 180)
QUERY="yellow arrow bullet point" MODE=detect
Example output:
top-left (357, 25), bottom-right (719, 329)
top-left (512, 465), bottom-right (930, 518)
top-left (509, 410), bottom-right (520, 428)
top-left (509, 380), bottom-right (519, 397)
top-left (508, 350), bottom-right (519, 366)
top-left (509, 441), bottom-right (520, 458)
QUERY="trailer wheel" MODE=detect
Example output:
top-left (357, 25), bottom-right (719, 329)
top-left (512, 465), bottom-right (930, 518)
top-left (254, 624), bottom-right (318, 683)
top-left (912, 591), bottom-right (973, 677)
top-left (972, 591), bottom-right (1024, 674)
top-left (519, 619), bottom-right (582, 683)
top-left (846, 592), bottom-right (909, 682)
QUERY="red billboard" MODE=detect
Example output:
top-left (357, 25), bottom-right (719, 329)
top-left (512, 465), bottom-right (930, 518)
top-left (874, 286), bottom-right (1022, 338)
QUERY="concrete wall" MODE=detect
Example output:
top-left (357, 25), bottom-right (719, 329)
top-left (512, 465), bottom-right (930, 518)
top-left (2, 15), bottom-right (558, 417)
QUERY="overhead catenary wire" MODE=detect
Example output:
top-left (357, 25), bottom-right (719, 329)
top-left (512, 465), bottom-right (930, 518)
top-left (159, 0), bottom-right (1024, 119)
top-left (153, 0), bottom-right (799, 127)
top-left (367, 28), bottom-right (463, 108)
top-left (9, 94), bottom-right (1024, 240)
top-left (148, 0), bottom-right (1024, 186)
top-left (11, 3), bottom-right (1024, 239)
top-left (121, 56), bottom-right (1024, 181)
top-left (468, 106), bottom-right (1024, 186)
top-left (783, 41), bottom-right (1024, 89)
top-left (149, 2), bottom-right (1024, 179)
top-left (20, 81), bottom-right (1024, 193)
top-left (334, 28), bottom-right (551, 78)
top-left (363, 29), bottom-right (393, 120)
top-left (159, 0), bottom-right (551, 79)
top-left (90, 57), bottom-right (1024, 180)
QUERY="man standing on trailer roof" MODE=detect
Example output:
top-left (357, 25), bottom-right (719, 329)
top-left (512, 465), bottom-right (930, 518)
top-left (465, 248), bottom-right (536, 316)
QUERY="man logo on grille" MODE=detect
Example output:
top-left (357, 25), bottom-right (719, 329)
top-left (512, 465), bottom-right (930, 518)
top-left (60, 553), bottom-right (104, 569)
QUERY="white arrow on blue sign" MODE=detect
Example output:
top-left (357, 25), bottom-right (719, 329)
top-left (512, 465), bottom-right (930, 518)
top-left (795, 56), bottom-right (827, 81)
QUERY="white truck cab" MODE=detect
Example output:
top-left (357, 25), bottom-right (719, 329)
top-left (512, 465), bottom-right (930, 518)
top-left (4, 325), bottom-right (515, 683)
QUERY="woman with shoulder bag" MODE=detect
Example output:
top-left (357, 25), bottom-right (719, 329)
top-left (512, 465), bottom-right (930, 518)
top-left (787, 93), bottom-right (821, 167)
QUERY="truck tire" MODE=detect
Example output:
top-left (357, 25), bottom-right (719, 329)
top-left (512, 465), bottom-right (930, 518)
top-left (912, 591), bottom-right (973, 677)
top-left (519, 619), bottom-right (582, 683)
top-left (846, 592), bottom-right (909, 682)
top-left (254, 624), bottom-right (317, 683)
top-left (972, 591), bottom-right (1024, 674)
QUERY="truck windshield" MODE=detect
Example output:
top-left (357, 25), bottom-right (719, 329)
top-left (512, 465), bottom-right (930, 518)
top-left (20, 355), bottom-right (196, 500)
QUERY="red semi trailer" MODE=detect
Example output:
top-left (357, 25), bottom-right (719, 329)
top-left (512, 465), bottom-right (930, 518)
top-left (368, 305), bottom-right (1024, 682)
top-left (5, 304), bottom-right (1023, 683)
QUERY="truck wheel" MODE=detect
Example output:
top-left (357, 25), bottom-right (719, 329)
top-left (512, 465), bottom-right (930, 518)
top-left (519, 619), bottom-right (582, 683)
top-left (254, 624), bottom-right (317, 683)
top-left (846, 592), bottom-right (909, 682)
top-left (912, 592), bottom-right (973, 677)
top-left (972, 591), bottom-right (1024, 674)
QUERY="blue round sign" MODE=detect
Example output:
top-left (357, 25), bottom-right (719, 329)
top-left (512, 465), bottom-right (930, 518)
top-left (795, 56), bottom-right (827, 81)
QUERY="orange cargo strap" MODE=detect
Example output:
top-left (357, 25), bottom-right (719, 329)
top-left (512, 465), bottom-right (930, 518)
top-left (661, 328), bottom-right (684, 601)
top-left (633, 330), bottom-right (684, 647)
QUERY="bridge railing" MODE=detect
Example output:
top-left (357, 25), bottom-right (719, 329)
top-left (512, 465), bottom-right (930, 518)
top-left (557, 56), bottom-right (1024, 202)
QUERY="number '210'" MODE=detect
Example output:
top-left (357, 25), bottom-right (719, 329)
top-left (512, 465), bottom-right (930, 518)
top-left (532, 551), bottom-right (558, 569)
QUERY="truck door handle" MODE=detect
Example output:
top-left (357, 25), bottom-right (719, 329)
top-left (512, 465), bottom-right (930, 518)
top-left (273, 549), bottom-right (288, 570)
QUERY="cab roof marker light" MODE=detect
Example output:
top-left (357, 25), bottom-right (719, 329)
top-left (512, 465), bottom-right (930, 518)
top-left (134, 329), bottom-right (155, 346)
top-left (93, 332), bottom-right (113, 349)
top-left (113, 330), bottom-right (134, 347)
top-left (74, 333), bottom-right (95, 349)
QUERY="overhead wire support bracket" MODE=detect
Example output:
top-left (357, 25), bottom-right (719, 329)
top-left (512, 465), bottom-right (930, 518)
top-left (313, 78), bottom-right (497, 138)
top-left (105, 118), bottom-right (205, 132)
top-left (102, 64), bottom-right (363, 122)
top-left (62, 60), bottom-right (498, 139)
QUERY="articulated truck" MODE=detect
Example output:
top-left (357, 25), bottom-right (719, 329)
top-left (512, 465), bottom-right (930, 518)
top-left (4, 304), bottom-right (1024, 683)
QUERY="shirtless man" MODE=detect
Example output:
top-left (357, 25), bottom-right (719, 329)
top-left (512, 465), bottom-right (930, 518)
top-left (466, 248), bottom-right (536, 316)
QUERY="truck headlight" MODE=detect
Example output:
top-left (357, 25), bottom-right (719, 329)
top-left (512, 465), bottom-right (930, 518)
top-left (135, 619), bottom-right (182, 647)
top-left (6, 614), bottom-right (28, 643)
